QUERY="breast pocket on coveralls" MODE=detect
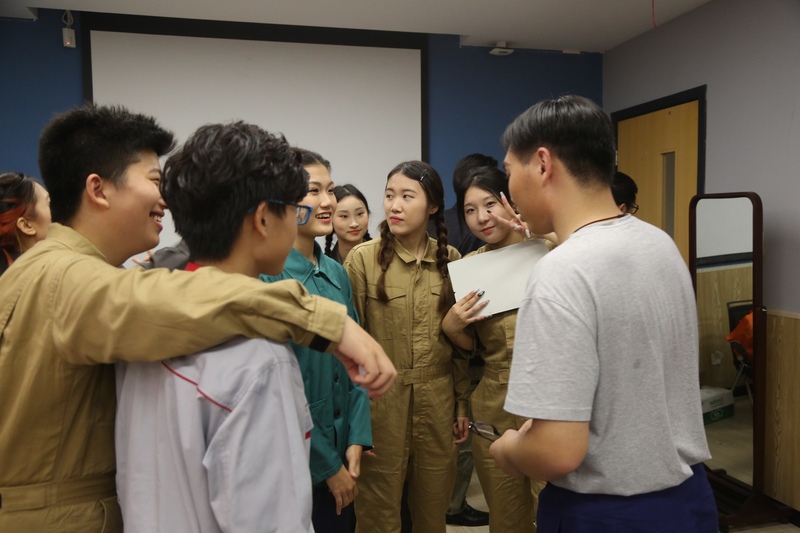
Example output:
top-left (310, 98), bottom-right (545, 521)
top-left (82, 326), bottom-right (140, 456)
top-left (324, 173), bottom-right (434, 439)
top-left (365, 284), bottom-right (407, 341)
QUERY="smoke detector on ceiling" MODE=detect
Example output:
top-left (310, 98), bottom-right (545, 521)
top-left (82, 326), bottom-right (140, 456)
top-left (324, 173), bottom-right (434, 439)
top-left (489, 41), bottom-right (514, 56)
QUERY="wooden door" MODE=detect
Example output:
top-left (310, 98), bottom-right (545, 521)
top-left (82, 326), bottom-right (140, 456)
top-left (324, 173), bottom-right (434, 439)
top-left (616, 100), bottom-right (699, 263)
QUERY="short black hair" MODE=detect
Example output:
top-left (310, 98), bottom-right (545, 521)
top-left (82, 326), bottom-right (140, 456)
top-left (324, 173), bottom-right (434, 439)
top-left (611, 171), bottom-right (638, 208)
top-left (502, 95), bottom-right (616, 187)
top-left (38, 104), bottom-right (175, 224)
top-left (161, 121), bottom-right (307, 262)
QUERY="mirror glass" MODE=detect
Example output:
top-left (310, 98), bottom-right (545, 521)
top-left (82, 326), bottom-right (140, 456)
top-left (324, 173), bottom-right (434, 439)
top-left (694, 196), bottom-right (754, 485)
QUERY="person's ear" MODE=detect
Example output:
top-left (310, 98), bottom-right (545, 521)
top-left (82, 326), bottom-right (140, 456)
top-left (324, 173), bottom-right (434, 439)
top-left (16, 216), bottom-right (36, 237)
top-left (252, 201), bottom-right (270, 238)
top-left (85, 174), bottom-right (110, 210)
top-left (537, 147), bottom-right (551, 173)
top-left (618, 203), bottom-right (627, 214)
top-left (537, 147), bottom-right (554, 185)
top-left (429, 204), bottom-right (439, 216)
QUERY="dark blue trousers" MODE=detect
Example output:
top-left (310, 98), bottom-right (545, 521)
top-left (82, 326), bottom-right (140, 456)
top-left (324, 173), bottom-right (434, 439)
top-left (537, 463), bottom-right (718, 533)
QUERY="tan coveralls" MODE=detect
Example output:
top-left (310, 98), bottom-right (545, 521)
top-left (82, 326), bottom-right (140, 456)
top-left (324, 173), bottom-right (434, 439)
top-left (467, 245), bottom-right (546, 532)
top-left (345, 237), bottom-right (468, 533)
top-left (0, 224), bottom-right (346, 532)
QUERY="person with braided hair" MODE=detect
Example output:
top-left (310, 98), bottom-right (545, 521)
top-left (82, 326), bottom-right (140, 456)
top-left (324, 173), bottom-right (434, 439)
top-left (345, 161), bottom-right (470, 533)
top-left (0, 172), bottom-right (51, 275)
top-left (325, 184), bottom-right (372, 264)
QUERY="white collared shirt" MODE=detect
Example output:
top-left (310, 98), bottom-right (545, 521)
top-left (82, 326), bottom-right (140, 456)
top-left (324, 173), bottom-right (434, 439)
top-left (116, 337), bottom-right (314, 533)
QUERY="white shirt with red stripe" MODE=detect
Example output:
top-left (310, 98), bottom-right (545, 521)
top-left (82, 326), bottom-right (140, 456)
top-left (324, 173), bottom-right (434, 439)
top-left (115, 337), bottom-right (314, 533)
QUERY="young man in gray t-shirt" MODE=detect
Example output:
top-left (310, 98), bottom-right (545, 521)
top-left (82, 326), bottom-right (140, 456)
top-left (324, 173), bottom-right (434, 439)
top-left (489, 95), bottom-right (718, 532)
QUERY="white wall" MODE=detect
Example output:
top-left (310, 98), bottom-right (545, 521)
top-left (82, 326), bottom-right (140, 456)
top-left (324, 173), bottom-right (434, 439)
top-left (603, 0), bottom-right (800, 312)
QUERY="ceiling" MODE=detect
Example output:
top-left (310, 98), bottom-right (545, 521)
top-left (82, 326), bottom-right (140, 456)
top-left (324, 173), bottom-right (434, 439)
top-left (1, 0), bottom-right (711, 53)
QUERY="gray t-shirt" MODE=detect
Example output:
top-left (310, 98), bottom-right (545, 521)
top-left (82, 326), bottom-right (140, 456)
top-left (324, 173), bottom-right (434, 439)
top-left (505, 215), bottom-right (710, 496)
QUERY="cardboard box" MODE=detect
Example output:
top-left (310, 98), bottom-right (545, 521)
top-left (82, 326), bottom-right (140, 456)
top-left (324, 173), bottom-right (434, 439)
top-left (700, 386), bottom-right (734, 425)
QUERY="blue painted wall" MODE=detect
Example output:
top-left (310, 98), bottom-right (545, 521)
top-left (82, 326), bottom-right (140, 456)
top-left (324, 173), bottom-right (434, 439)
top-left (0, 11), bottom-right (602, 205)
top-left (427, 34), bottom-right (602, 206)
top-left (0, 10), bottom-right (84, 178)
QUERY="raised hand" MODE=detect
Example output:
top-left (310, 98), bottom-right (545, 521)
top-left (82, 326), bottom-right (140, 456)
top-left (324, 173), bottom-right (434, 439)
top-left (487, 192), bottom-right (531, 238)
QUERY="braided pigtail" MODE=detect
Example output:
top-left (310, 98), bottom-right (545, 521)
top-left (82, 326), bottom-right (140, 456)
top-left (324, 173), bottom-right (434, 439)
top-left (324, 233), bottom-right (334, 256)
top-left (433, 209), bottom-right (455, 312)
top-left (376, 219), bottom-right (395, 302)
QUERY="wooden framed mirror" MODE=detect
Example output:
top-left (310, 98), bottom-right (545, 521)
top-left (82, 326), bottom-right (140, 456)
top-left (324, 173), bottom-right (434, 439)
top-left (689, 192), bottom-right (791, 530)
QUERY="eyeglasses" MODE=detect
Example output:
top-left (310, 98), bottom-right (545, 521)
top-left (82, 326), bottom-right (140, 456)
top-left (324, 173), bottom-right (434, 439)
top-left (628, 203), bottom-right (639, 215)
top-left (468, 421), bottom-right (502, 442)
top-left (249, 199), bottom-right (312, 225)
top-left (267, 200), bottom-right (312, 225)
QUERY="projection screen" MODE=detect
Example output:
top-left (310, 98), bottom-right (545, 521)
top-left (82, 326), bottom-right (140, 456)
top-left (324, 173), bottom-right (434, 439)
top-left (88, 25), bottom-right (423, 265)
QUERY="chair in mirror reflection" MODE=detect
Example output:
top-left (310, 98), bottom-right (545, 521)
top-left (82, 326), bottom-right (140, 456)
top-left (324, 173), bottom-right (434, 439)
top-left (726, 299), bottom-right (754, 404)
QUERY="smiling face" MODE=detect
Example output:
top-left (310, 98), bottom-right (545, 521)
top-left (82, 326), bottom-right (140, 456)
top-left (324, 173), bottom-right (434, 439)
top-left (333, 194), bottom-right (369, 245)
top-left (104, 150), bottom-right (166, 261)
top-left (383, 173), bottom-right (436, 239)
top-left (298, 163), bottom-right (335, 238)
top-left (463, 185), bottom-right (514, 246)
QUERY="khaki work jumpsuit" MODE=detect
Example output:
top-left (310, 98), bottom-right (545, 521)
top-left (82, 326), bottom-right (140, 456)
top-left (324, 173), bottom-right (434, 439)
top-left (346, 237), bottom-right (469, 533)
top-left (467, 245), bottom-right (545, 532)
top-left (0, 224), bottom-right (346, 532)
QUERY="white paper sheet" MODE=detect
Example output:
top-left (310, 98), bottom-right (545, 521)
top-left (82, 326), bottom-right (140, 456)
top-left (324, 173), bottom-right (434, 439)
top-left (448, 239), bottom-right (550, 317)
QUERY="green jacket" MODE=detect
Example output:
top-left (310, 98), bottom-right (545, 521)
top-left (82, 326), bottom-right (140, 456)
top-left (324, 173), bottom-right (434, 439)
top-left (262, 243), bottom-right (372, 486)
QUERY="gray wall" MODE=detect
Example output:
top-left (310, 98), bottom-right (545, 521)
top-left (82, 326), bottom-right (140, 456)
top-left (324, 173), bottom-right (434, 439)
top-left (604, 0), bottom-right (800, 313)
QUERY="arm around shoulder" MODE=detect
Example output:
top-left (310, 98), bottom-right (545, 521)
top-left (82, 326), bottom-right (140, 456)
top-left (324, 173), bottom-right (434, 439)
top-left (52, 262), bottom-right (346, 364)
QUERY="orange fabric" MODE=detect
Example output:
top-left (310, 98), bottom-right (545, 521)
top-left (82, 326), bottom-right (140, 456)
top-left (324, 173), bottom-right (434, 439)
top-left (726, 311), bottom-right (754, 361)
